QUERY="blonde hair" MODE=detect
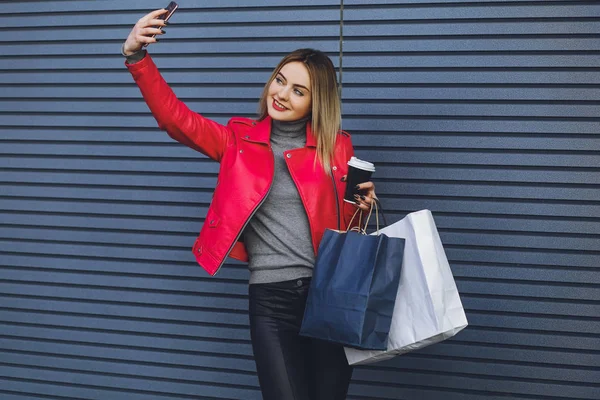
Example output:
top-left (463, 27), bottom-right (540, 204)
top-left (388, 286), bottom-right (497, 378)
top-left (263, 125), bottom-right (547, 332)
top-left (258, 49), bottom-right (341, 172)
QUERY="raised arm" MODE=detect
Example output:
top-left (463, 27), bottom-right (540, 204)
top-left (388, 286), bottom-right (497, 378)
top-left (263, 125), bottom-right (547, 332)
top-left (122, 9), bottom-right (233, 162)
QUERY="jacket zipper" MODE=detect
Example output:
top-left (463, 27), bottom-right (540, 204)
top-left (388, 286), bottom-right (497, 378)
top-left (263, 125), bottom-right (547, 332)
top-left (212, 146), bottom-right (275, 275)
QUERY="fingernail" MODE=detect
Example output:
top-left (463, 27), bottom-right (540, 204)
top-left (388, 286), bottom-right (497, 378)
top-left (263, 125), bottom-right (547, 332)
top-left (360, 195), bottom-right (366, 200)
top-left (155, 38), bottom-right (160, 42)
top-left (355, 185), bottom-right (360, 189)
top-left (161, 29), bottom-right (166, 34)
top-left (341, 177), bottom-right (346, 182)
top-left (354, 194), bottom-right (359, 199)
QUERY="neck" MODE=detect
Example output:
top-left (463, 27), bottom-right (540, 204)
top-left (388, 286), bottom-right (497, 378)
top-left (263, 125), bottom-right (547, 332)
top-left (271, 116), bottom-right (310, 138)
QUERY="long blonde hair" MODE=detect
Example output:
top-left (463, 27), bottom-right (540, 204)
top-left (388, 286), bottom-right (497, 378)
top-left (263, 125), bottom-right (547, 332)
top-left (258, 49), bottom-right (341, 172)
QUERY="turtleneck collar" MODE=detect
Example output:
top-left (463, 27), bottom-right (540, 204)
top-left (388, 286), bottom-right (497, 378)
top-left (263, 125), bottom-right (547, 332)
top-left (271, 116), bottom-right (310, 138)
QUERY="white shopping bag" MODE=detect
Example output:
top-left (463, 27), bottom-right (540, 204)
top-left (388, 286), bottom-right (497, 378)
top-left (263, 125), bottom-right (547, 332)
top-left (344, 209), bottom-right (468, 365)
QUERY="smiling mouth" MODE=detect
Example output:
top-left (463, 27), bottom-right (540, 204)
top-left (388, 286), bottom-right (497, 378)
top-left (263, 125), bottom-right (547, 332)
top-left (272, 98), bottom-right (288, 111)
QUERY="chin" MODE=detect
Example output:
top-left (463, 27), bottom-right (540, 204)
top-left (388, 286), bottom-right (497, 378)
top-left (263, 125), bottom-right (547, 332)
top-left (268, 110), bottom-right (292, 122)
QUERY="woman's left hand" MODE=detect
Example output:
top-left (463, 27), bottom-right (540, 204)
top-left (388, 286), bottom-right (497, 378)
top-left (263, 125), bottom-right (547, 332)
top-left (354, 181), bottom-right (377, 211)
top-left (342, 175), bottom-right (377, 211)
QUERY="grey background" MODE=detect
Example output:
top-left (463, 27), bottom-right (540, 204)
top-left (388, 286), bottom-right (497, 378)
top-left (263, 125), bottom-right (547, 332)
top-left (0, 0), bottom-right (598, 399)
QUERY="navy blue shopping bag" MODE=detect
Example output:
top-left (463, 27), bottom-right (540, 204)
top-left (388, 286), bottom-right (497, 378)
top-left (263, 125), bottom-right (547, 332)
top-left (300, 204), bottom-right (405, 350)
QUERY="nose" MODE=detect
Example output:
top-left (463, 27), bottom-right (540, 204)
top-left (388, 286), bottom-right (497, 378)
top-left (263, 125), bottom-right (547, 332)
top-left (278, 85), bottom-right (290, 101)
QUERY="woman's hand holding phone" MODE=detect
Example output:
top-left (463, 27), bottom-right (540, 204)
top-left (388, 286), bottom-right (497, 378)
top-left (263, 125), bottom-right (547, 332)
top-left (122, 8), bottom-right (169, 56)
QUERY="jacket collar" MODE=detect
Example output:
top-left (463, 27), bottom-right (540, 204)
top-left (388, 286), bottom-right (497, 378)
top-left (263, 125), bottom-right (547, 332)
top-left (252, 116), bottom-right (317, 148)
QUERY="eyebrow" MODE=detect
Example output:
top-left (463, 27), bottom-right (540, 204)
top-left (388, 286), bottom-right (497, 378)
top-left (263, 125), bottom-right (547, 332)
top-left (278, 72), bottom-right (310, 92)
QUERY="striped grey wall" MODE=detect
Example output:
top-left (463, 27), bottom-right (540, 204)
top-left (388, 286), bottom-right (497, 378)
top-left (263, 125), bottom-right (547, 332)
top-left (0, 1), bottom-right (340, 399)
top-left (342, 1), bottom-right (600, 399)
top-left (0, 0), bottom-right (598, 399)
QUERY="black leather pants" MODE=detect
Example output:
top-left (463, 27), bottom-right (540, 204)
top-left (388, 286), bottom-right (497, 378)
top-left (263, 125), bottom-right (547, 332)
top-left (249, 277), bottom-right (353, 400)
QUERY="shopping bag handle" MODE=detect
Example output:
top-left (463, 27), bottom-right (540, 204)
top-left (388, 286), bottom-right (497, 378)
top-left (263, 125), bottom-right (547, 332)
top-left (374, 198), bottom-right (388, 227)
top-left (347, 199), bottom-right (381, 235)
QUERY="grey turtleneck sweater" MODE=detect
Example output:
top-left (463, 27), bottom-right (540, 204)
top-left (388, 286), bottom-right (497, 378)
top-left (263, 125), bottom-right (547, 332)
top-left (125, 51), bottom-right (315, 284)
top-left (243, 117), bottom-right (315, 284)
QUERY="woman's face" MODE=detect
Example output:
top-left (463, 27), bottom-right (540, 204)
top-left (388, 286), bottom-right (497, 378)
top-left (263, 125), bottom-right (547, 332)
top-left (267, 61), bottom-right (312, 122)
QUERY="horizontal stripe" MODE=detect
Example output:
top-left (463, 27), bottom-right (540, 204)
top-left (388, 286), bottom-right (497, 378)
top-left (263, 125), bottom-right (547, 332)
top-left (2, 1), bottom-right (598, 398)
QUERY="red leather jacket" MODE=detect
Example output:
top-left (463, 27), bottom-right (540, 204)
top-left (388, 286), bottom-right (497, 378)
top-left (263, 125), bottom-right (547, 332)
top-left (127, 55), bottom-right (359, 275)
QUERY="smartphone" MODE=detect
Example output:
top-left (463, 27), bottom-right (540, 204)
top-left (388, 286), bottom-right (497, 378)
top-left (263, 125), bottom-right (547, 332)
top-left (143, 1), bottom-right (178, 48)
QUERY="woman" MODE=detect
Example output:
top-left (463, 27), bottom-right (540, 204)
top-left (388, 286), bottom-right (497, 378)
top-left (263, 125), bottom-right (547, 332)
top-left (123, 8), bottom-right (377, 400)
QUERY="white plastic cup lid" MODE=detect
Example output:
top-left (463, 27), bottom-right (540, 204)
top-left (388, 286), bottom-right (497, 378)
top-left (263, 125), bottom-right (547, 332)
top-left (347, 156), bottom-right (375, 172)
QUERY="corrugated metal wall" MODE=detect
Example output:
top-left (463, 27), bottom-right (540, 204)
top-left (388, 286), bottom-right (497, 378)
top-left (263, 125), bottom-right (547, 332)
top-left (0, 0), bottom-right (598, 399)
top-left (342, 1), bottom-right (600, 399)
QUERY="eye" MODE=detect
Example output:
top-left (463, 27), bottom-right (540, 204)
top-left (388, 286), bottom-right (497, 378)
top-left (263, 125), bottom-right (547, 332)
top-left (294, 88), bottom-right (304, 96)
top-left (275, 77), bottom-right (283, 85)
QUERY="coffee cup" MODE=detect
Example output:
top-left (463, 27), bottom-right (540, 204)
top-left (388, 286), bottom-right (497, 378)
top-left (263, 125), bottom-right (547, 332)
top-left (344, 156), bottom-right (375, 203)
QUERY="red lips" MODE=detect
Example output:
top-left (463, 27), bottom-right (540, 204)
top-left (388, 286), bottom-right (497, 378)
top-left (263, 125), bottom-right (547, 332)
top-left (272, 98), bottom-right (287, 112)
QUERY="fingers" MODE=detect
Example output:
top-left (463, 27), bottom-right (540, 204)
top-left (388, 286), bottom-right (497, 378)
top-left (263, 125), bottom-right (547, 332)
top-left (147, 18), bottom-right (169, 28)
top-left (355, 181), bottom-right (375, 191)
top-left (139, 27), bottom-right (166, 36)
top-left (353, 182), bottom-right (378, 211)
top-left (135, 15), bottom-right (168, 45)
top-left (345, 179), bottom-right (375, 210)
top-left (147, 8), bottom-right (170, 20)
top-left (353, 193), bottom-right (374, 211)
top-left (136, 34), bottom-right (159, 45)
top-left (355, 182), bottom-right (375, 198)
top-left (125, 9), bottom-right (170, 54)
top-left (137, 9), bottom-right (169, 30)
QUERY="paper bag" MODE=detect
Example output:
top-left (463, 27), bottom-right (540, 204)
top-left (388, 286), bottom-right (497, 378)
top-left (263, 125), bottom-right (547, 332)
top-left (344, 209), bottom-right (468, 365)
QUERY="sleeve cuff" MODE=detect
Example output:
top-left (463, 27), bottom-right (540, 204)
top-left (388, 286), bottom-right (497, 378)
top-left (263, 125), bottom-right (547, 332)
top-left (121, 43), bottom-right (147, 64)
